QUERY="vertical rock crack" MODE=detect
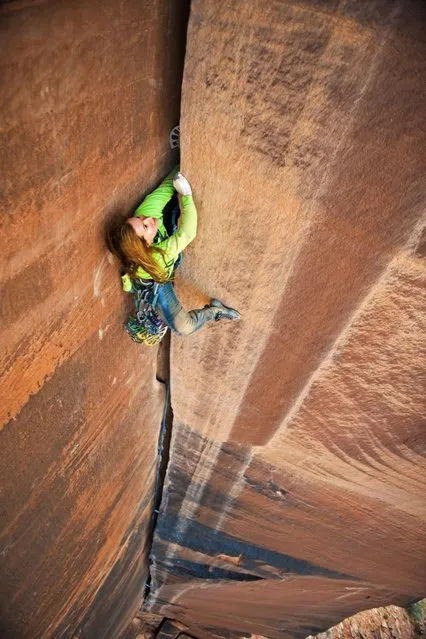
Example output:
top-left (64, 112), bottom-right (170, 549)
top-left (143, 331), bottom-right (173, 601)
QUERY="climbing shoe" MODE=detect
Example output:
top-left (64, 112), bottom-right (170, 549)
top-left (210, 299), bottom-right (241, 322)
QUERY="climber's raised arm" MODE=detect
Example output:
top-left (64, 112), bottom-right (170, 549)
top-left (157, 172), bottom-right (197, 260)
top-left (134, 166), bottom-right (178, 220)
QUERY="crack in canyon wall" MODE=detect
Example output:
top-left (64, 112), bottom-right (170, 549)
top-left (140, 1), bottom-right (426, 638)
top-left (1, 1), bottom-right (425, 639)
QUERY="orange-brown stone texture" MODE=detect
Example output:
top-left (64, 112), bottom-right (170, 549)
top-left (1, 1), bottom-right (426, 639)
top-left (142, 1), bottom-right (426, 638)
top-left (0, 1), bottom-right (189, 637)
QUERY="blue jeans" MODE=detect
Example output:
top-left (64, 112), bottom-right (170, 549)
top-left (155, 281), bottom-right (216, 335)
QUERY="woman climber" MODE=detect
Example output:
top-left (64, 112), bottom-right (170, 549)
top-left (109, 166), bottom-right (240, 343)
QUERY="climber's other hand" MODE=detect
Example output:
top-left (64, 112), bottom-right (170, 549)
top-left (173, 172), bottom-right (192, 196)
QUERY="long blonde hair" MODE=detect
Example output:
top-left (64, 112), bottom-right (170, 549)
top-left (109, 222), bottom-right (170, 284)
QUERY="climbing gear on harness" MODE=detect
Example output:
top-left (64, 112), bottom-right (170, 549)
top-left (210, 299), bottom-right (241, 322)
top-left (125, 279), bottom-right (167, 345)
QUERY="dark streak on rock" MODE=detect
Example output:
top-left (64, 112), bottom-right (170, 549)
top-left (155, 514), bottom-right (354, 581)
top-left (162, 558), bottom-right (262, 583)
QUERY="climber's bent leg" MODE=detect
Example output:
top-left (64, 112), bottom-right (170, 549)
top-left (171, 306), bottom-right (217, 335)
top-left (155, 283), bottom-right (240, 336)
top-left (155, 282), bottom-right (216, 335)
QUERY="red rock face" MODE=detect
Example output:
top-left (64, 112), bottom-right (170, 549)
top-left (2, 1), bottom-right (425, 638)
top-left (0, 1), bottom-right (188, 637)
top-left (142, 1), bottom-right (426, 637)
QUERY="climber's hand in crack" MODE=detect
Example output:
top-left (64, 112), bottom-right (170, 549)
top-left (173, 172), bottom-right (192, 196)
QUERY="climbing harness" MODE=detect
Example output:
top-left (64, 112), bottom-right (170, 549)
top-left (125, 279), bottom-right (167, 346)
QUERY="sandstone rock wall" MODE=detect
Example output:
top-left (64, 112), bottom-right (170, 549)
top-left (0, 2), bottom-right (188, 637)
top-left (143, 1), bottom-right (426, 638)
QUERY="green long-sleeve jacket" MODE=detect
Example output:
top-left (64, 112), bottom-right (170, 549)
top-left (121, 167), bottom-right (197, 291)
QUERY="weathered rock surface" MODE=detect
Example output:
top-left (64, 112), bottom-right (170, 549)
top-left (306, 602), bottom-right (425, 639)
top-left (0, 1), bottom-right (188, 637)
top-left (143, 1), bottom-right (426, 638)
top-left (2, 1), bottom-right (426, 638)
